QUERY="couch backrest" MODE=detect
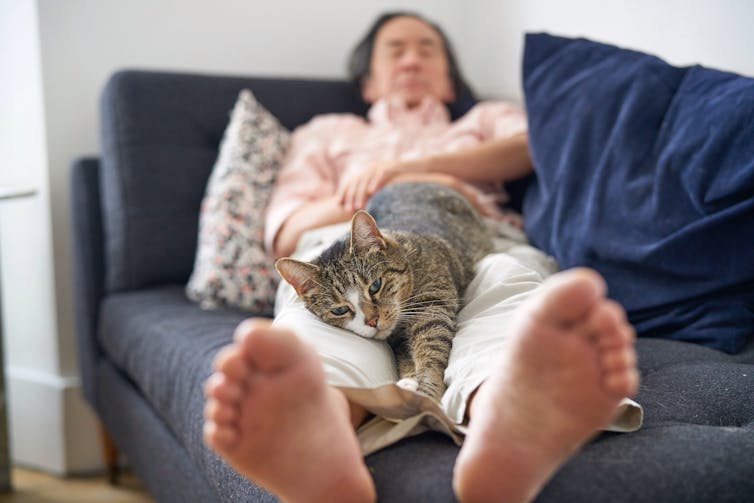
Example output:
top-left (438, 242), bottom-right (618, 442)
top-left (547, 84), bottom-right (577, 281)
top-left (99, 70), bottom-right (370, 293)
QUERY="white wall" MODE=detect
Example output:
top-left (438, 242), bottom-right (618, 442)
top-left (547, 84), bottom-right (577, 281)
top-left (0, 0), bottom-right (81, 475)
top-left (458, 0), bottom-right (754, 99)
top-left (0, 0), bottom-right (752, 475)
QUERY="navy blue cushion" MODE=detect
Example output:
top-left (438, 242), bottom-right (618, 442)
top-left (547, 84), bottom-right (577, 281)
top-left (522, 33), bottom-right (754, 353)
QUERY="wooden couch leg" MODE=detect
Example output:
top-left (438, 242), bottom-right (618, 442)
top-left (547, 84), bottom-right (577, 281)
top-left (99, 424), bottom-right (120, 485)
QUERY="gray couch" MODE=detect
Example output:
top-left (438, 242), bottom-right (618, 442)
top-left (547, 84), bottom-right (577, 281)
top-left (71, 69), bottom-right (754, 502)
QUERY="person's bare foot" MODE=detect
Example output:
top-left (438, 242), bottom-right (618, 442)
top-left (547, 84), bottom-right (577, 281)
top-left (453, 268), bottom-right (639, 503)
top-left (203, 319), bottom-right (376, 503)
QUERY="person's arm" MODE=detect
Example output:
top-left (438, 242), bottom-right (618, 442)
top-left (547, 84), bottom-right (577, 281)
top-left (416, 132), bottom-right (532, 183)
top-left (265, 117), bottom-right (354, 259)
top-left (272, 195), bottom-right (352, 259)
top-left (338, 132), bottom-right (532, 211)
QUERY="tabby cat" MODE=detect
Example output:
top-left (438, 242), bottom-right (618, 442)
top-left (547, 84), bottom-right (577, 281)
top-left (275, 182), bottom-right (492, 401)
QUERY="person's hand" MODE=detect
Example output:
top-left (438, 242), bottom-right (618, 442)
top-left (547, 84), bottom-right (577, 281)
top-left (337, 159), bottom-right (416, 212)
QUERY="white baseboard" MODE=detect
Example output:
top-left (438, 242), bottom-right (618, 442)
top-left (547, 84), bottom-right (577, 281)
top-left (5, 366), bottom-right (103, 475)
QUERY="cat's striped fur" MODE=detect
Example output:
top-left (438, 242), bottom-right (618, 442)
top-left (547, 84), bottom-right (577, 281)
top-left (275, 182), bottom-right (492, 401)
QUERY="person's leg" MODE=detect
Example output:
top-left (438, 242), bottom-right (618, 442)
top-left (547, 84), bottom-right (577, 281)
top-left (441, 250), bottom-right (553, 424)
top-left (203, 319), bottom-right (376, 503)
top-left (452, 268), bottom-right (639, 503)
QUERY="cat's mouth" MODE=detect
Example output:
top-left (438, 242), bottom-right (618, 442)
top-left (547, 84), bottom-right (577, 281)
top-left (346, 316), bottom-right (397, 340)
top-left (373, 328), bottom-right (392, 341)
top-left (348, 322), bottom-right (394, 340)
top-left (363, 321), bottom-right (396, 341)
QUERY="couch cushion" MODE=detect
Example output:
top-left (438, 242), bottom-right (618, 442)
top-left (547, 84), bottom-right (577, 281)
top-left (186, 90), bottom-right (289, 315)
top-left (540, 338), bottom-right (754, 502)
top-left (99, 71), bottom-right (369, 294)
top-left (522, 33), bottom-right (754, 353)
top-left (98, 286), bottom-right (754, 502)
top-left (97, 286), bottom-right (267, 500)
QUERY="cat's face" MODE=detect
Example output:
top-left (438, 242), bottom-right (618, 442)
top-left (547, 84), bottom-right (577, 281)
top-left (276, 211), bottom-right (413, 340)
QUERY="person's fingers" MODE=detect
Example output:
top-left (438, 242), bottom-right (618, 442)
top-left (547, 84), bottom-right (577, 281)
top-left (366, 173), bottom-right (381, 194)
top-left (346, 180), bottom-right (358, 211)
top-left (352, 164), bottom-right (384, 210)
top-left (354, 173), bottom-right (374, 209)
top-left (335, 183), bottom-right (346, 206)
top-left (472, 193), bottom-right (496, 218)
top-left (463, 188), bottom-right (489, 216)
top-left (340, 180), bottom-right (353, 211)
top-left (335, 178), bottom-right (350, 208)
top-left (340, 175), bottom-right (360, 211)
top-left (348, 176), bottom-right (362, 211)
top-left (366, 170), bottom-right (387, 194)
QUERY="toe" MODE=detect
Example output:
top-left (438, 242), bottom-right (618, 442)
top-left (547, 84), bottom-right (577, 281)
top-left (204, 373), bottom-right (244, 402)
top-left (213, 346), bottom-right (252, 382)
top-left (587, 300), bottom-right (633, 349)
top-left (233, 318), bottom-right (274, 342)
top-left (597, 324), bottom-right (635, 351)
top-left (604, 368), bottom-right (640, 397)
top-left (203, 420), bottom-right (238, 451)
top-left (237, 322), bottom-right (307, 373)
top-left (204, 398), bottom-right (238, 426)
top-left (601, 346), bottom-right (636, 372)
top-left (531, 268), bottom-right (606, 326)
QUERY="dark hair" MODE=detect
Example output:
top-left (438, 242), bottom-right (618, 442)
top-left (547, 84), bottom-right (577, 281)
top-left (347, 11), bottom-right (474, 103)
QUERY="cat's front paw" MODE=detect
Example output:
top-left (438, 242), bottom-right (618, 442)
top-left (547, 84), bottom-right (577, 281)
top-left (396, 378), bottom-right (419, 392)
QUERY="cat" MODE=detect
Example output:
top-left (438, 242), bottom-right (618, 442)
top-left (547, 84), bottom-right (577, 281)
top-left (275, 182), bottom-right (492, 401)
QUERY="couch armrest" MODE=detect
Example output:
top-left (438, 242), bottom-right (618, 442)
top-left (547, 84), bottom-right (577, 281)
top-left (70, 156), bottom-right (105, 407)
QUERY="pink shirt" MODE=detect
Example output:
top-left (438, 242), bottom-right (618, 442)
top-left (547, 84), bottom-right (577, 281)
top-left (264, 96), bottom-right (527, 252)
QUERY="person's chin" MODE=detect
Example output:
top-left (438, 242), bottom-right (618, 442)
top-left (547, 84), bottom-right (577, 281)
top-left (402, 93), bottom-right (428, 109)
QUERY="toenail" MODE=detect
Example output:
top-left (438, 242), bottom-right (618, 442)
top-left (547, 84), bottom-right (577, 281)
top-left (603, 350), bottom-right (634, 370)
top-left (234, 318), bottom-right (273, 341)
top-left (204, 373), bottom-right (222, 396)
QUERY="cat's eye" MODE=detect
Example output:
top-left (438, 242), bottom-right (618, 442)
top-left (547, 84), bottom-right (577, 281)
top-left (369, 278), bottom-right (382, 295)
top-left (330, 306), bottom-right (350, 316)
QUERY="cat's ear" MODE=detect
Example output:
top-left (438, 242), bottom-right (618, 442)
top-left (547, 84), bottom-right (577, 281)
top-left (275, 258), bottom-right (320, 296)
top-left (350, 210), bottom-right (386, 254)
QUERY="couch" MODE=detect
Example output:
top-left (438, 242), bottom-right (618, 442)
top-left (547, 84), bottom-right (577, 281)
top-left (71, 34), bottom-right (754, 502)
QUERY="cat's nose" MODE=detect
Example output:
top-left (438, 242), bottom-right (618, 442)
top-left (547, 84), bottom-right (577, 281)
top-left (366, 316), bottom-right (379, 328)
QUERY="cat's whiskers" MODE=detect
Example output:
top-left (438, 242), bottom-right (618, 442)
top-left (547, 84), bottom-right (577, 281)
top-left (399, 304), bottom-right (456, 314)
top-left (396, 312), bottom-right (449, 324)
top-left (399, 313), bottom-right (439, 320)
top-left (399, 301), bottom-right (456, 310)
top-left (399, 308), bottom-right (457, 317)
top-left (399, 308), bottom-right (453, 316)
top-left (400, 298), bottom-right (458, 309)
top-left (399, 291), bottom-right (457, 303)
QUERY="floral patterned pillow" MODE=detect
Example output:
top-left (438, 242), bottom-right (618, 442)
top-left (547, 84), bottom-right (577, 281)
top-left (186, 89), bottom-right (290, 314)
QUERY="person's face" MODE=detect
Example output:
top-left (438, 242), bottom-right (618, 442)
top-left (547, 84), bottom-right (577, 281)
top-left (362, 16), bottom-right (455, 107)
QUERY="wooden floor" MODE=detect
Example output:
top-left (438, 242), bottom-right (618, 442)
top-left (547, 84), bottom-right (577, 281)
top-left (0, 466), bottom-right (154, 502)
